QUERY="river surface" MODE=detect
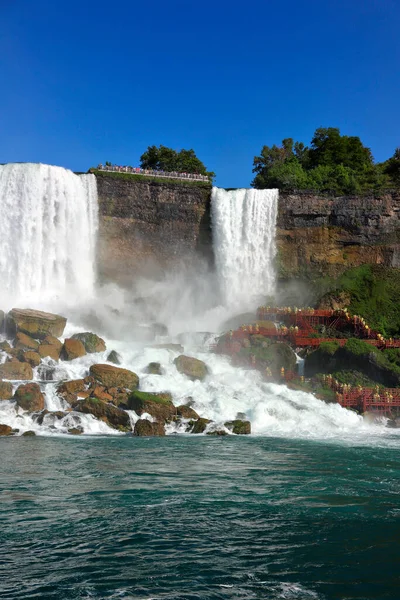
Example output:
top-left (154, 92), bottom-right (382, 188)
top-left (1, 435), bottom-right (399, 600)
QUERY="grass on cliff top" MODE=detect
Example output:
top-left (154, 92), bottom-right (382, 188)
top-left (90, 169), bottom-right (212, 189)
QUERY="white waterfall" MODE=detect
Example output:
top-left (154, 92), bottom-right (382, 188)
top-left (0, 163), bottom-right (99, 307)
top-left (211, 187), bottom-right (278, 310)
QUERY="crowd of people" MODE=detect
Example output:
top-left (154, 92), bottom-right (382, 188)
top-left (97, 164), bottom-right (210, 182)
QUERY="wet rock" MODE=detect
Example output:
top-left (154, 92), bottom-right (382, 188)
top-left (106, 388), bottom-right (129, 408)
top-left (0, 340), bottom-right (11, 352)
top-left (7, 308), bottom-right (67, 339)
top-left (206, 429), bottom-right (228, 436)
top-left (224, 420), bottom-right (251, 434)
top-left (0, 424), bottom-right (13, 436)
top-left (90, 364), bottom-right (139, 390)
top-left (38, 344), bottom-right (61, 361)
top-left (61, 339), bottom-right (86, 361)
top-left (43, 335), bottom-right (63, 350)
top-left (22, 430), bottom-right (36, 436)
top-left (76, 397), bottom-right (130, 430)
top-left (174, 355), bottom-right (208, 381)
top-left (133, 419), bottom-right (165, 436)
top-left (107, 350), bottom-right (121, 365)
top-left (146, 362), bottom-right (162, 375)
top-left (36, 364), bottom-right (57, 381)
top-left (35, 410), bottom-right (67, 425)
top-left (56, 379), bottom-right (87, 406)
top-left (20, 351), bottom-right (41, 368)
top-left (0, 381), bottom-right (13, 400)
top-left (71, 332), bottom-right (106, 353)
top-left (176, 405), bottom-right (200, 419)
top-left (189, 417), bottom-right (211, 434)
top-left (14, 332), bottom-right (39, 351)
top-left (68, 427), bottom-right (83, 435)
top-left (14, 383), bottom-right (45, 412)
top-left (127, 391), bottom-right (176, 421)
top-left (0, 361), bottom-right (33, 380)
top-left (90, 385), bottom-right (114, 402)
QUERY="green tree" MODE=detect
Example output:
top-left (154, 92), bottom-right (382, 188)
top-left (383, 148), bottom-right (400, 185)
top-left (140, 145), bottom-right (214, 179)
top-left (308, 127), bottom-right (373, 172)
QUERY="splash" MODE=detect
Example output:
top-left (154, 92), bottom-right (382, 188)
top-left (211, 187), bottom-right (278, 310)
top-left (0, 163), bottom-right (98, 308)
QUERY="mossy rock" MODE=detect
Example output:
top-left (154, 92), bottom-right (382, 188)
top-left (22, 430), bottom-right (36, 437)
top-left (127, 391), bottom-right (176, 421)
top-left (133, 419), bottom-right (165, 436)
top-left (176, 405), bottom-right (200, 419)
top-left (76, 397), bottom-right (130, 430)
top-left (71, 332), bottom-right (106, 353)
top-left (189, 417), bottom-right (211, 434)
top-left (224, 419), bottom-right (251, 434)
top-left (174, 355), bottom-right (208, 381)
top-left (240, 342), bottom-right (296, 374)
top-left (90, 364), bottom-right (139, 390)
top-left (14, 383), bottom-right (45, 412)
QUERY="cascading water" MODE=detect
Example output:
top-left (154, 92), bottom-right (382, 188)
top-left (0, 163), bottom-right (98, 307)
top-left (211, 187), bottom-right (278, 310)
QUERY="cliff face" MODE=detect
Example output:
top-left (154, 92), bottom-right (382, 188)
top-left (96, 173), bottom-right (400, 286)
top-left (96, 173), bottom-right (211, 285)
top-left (276, 192), bottom-right (400, 279)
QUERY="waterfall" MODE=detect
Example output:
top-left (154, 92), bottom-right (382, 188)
top-left (211, 187), bottom-right (278, 310)
top-left (0, 163), bottom-right (99, 307)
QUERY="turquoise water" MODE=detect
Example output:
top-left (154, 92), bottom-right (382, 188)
top-left (1, 436), bottom-right (399, 600)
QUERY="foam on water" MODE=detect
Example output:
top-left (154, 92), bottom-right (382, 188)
top-left (0, 163), bottom-right (98, 307)
top-left (211, 186), bottom-right (278, 310)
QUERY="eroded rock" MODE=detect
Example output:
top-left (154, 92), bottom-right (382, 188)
top-left (71, 332), bottom-right (106, 353)
top-left (0, 381), bottom-right (13, 400)
top-left (14, 383), bottom-right (45, 412)
top-left (0, 361), bottom-right (33, 380)
top-left (61, 339), bottom-right (86, 361)
top-left (7, 308), bottom-right (67, 339)
top-left (90, 364), bottom-right (139, 390)
top-left (0, 424), bottom-right (13, 436)
top-left (133, 419), bottom-right (165, 436)
top-left (224, 420), bottom-right (251, 434)
top-left (174, 355), bottom-right (208, 381)
top-left (127, 391), bottom-right (176, 421)
top-left (76, 397), bottom-right (130, 430)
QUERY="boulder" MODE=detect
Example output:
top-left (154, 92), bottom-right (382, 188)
top-left (107, 350), bottom-right (121, 365)
top-left (76, 397), bottom-right (130, 430)
top-left (7, 308), bottom-right (67, 339)
top-left (0, 361), bottom-right (33, 380)
top-left (190, 418), bottom-right (211, 434)
top-left (0, 381), bottom-right (13, 400)
top-left (14, 383), bottom-right (45, 412)
top-left (146, 362), bottom-right (162, 375)
top-left (56, 379), bottom-right (87, 406)
top-left (0, 424), bottom-right (13, 436)
top-left (61, 338), bottom-right (86, 361)
top-left (14, 332), bottom-right (39, 351)
top-left (38, 344), bottom-right (61, 361)
top-left (174, 355), bottom-right (208, 381)
top-left (133, 419), bottom-right (165, 436)
top-left (224, 420), bottom-right (251, 434)
top-left (0, 340), bottom-right (11, 352)
top-left (71, 332), bottom-right (106, 353)
top-left (22, 430), bottom-right (36, 436)
top-left (20, 351), bottom-right (41, 368)
top-left (90, 364), bottom-right (139, 390)
top-left (35, 410), bottom-right (66, 425)
top-left (176, 405), bottom-right (200, 419)
top-left (68, 427), bottom-right (83, 435)
top-left (206, 429), bottom-right (228, 436)
top-left (107, 388), bottom-right (129, 408)
top-left (43, 335), bottom-right (63, 350)
top-left (127, 391), bottom-right (176, 421)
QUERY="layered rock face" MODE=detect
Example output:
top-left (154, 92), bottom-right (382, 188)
top-left (96, 173), bottom-right (212, 285)
top-left (277, 191), bottom-right (400, 279)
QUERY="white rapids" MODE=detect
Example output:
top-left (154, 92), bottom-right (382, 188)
top-left (0, 163), bottom-right (98, 307)
top-left (211, 187), bottom-right (278, 310)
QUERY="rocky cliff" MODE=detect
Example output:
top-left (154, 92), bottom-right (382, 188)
top-left (95, 172), bottom-right (400, 285)
top-left (95, 172), bottom-right (211, 285)
top-left (277, 191), bottom-right (400, 279)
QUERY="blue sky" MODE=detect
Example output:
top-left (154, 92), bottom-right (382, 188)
top-left (1, 0), bottom-right (399, 187)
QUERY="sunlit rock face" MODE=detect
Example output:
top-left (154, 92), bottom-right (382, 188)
top-left (277, 191), bottom-right (400, 279)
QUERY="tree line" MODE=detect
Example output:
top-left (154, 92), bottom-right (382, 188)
top-left (105, 130), bottom-right (399, 194)
top-left (252, 127), bottom-right (400, 194)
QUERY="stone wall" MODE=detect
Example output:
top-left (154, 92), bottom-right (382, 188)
top-left (96, 172), bottom-right (212, 285)
top-left (276, 191), bottom-right (400, 279)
